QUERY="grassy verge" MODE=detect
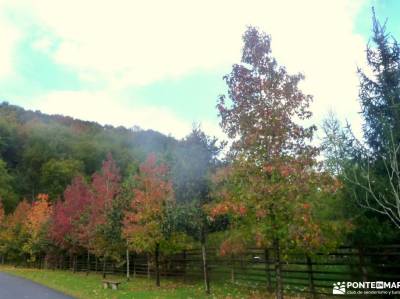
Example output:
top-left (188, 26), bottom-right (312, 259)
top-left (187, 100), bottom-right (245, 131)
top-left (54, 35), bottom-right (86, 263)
top-left (0, 266), bottom-right (274, 299)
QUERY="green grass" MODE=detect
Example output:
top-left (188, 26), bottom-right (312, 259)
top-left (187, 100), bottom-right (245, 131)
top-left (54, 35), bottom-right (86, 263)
top-left (0, 266), bottom-right (272, 299)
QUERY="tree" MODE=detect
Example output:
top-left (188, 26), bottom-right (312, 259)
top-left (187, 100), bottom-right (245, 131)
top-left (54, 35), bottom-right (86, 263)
top-left (50, 176), bottom-right (92, 262)
top-left (40, 159), bottom-right (84, 200)
top-left (171, 126), bottom-right (223, 293)
top-left (0, 159), bottom-right (17, 212)
top-left (359, 9), bottom-right (400, 153)
top-left (23, 194), bottom-right (52, 263)
top-left (88, 153), bottom-right (121, 276)
top-left (0, 199), bottom-right (4, 225)
top-left (123, 153), bottom-right (174, 287)
top-left (323, 11), bottom-right (400, 231)
top-left (214, 27), bottom-right (340, 299)
top-left (0, 200), bottom-right (30, 263)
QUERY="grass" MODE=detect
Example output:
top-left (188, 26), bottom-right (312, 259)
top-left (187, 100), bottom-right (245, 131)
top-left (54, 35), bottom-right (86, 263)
top-left (0, 266), bottom-right (276, 299)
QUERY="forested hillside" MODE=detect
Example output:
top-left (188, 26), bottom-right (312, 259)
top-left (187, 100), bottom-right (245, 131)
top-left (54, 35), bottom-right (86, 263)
top-left (0, 14), bottom-right (400, 298)
top-left (0, 102), bottom-right (177, 211)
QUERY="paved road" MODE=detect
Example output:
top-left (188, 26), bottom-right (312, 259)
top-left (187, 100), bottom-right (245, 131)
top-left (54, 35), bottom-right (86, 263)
top-left (0, 272), bottom-right (74, 299)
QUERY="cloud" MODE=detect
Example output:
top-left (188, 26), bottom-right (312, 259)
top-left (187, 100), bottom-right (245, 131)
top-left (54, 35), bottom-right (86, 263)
top-left (1, 0), bottom-right (369, 139)
top-left (0, 7), bottom-right (21, 79)
top-left (30, 90), bottom-right (195, 139)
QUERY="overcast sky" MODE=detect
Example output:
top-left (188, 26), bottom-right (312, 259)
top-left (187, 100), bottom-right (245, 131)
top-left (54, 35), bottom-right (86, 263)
top-left (0, 0), bottom-right (399, 140)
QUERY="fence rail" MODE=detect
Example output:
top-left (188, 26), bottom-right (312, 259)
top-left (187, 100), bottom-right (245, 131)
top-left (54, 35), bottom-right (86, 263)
top-left (6, 245), bottom-right (400, 298)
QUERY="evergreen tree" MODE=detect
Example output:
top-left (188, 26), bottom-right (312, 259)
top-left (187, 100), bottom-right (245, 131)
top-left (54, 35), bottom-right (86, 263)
top-left (359, 9), bottom-right (400, 153)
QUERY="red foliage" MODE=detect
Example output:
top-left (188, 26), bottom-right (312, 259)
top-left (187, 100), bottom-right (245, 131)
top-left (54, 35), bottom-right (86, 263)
top-left (50, 176), bottom-right (92, 251)
top-left (89, 153), bottom-right (121, 230)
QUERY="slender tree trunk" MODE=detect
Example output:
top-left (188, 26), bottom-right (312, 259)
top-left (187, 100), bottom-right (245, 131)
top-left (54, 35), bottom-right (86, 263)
top-left (133, 253), bottom-right (136, 278)
top-left (69, 253), bottom-right (72, 272)
top-left (71, 254), bottom-right (76, 273)
top-left (306, 255), bottom-right (316, 299)
top-left (86, 250), bottom-right (90, 276)
top-left (147, 254), bottom-right (150, 279)
top-left (231, 254), bottom-right (235, 283)
top-left (265, 249), bottom-right (272, 292)
top-left (102, 256), bottom-right (107, 279)
top-left (182, 250), bottom-right (187, 282)
top-left (358, 247), bottom-right (368, 282)
top-left (155, 243), bottom-right (160, 287)
top-left (201, 228), bottom-right (210, 294)
top-left (126, 247), bottom-right (130, 281)
top-left (273, 238), bottom-right (283, 299)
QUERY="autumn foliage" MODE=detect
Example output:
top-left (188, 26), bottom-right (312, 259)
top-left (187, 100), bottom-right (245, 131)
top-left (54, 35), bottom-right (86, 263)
top-left (123, 153), bottom-right (174, 252)
top-left (50, 176), bottom-right (92, 252)
top-left (210, 27), bottom-right (344, 255)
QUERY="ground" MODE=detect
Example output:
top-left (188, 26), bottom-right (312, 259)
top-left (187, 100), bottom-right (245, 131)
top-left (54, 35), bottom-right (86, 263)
top-left (0, 266), bottom-right (276, 299)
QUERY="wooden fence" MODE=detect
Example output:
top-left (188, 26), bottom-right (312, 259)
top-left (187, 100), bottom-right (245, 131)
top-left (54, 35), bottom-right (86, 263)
top-left (11, 244), bottom-right (400, 298)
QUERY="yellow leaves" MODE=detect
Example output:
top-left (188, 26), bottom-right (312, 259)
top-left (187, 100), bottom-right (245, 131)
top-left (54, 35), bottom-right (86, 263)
top-left (25, 194), bottom-right (52, 240)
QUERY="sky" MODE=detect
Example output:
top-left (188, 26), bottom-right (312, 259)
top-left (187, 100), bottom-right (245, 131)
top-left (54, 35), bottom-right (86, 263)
top-left (0, 0), bottom-right (399, 140)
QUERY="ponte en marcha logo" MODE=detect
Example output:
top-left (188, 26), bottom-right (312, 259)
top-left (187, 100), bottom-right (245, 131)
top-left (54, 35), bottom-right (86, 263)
top-left (333, 281), bottom-right (400, 295)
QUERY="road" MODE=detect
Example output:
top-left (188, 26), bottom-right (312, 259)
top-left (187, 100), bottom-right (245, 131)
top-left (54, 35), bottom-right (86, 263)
top-left (0, 272), bottom-right (74, 299)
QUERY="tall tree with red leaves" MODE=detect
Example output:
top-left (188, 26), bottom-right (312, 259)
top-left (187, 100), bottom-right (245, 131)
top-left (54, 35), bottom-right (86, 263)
top-left (50, 176), bottom-right (92, 263)
top-left (123, 153), bottom-right (174, 287)
top-left (88, 153), bottom-right (121, 276)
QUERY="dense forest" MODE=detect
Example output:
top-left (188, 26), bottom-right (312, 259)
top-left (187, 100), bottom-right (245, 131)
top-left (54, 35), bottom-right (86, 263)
top-left (0, 11), bottom-right (400, 296)
top-left (0, 102), bottom-right (179, 211)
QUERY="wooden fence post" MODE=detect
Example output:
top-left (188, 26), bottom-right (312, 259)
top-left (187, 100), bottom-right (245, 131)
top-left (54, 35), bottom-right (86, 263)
top-left (273, 239), bottom-right (283, 299)
top-left (358, 247), bottom-right (368, 282)
top-left (306, 255), bottom-right (316, 299)
top-left (265, 249), bottom-right (272, 292)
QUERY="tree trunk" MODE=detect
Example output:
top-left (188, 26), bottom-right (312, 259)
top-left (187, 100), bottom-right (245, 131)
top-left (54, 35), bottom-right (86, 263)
top-left (182, 250), bottom-right (187, 282)
top-left (86, 250), bottom-right (90, 276)
top-left (358, 247), bottom-right (368, 282)
top-left (133, 253), bottom-right (136, 278)
top-left (201, 228), bottom-right (210, 294)
top-left (102, 256), bottom-right (107, 279)
top-left (147, 254), bottom-right (150, 279)
top-left (155, 243), bottom-right (160, 287)
top-left (306, 255), bottom-right (316, 299)
top-left (231, 255), bottom-right (235, 283)
top-left (73, 254), bottom-right (77, 273)
top-left (273, 238), bottom-right (283, 299)
top-left (126, 248), bottom-right (130, 281)
top-left (265, 249), bottom-right (272, 292)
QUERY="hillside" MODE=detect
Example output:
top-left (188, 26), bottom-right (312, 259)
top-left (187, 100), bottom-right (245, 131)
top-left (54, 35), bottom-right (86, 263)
top-left (0, 102), bottom-right (177, 211)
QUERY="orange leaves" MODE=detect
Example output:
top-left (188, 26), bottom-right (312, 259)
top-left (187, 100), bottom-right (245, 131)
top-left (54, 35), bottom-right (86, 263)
top-left (123, 154), bottom-right (174, 251)
top-left (219, 237), bottom-right (246, 257)
top-left (209, 202), bottom-right (247, 219)
top-left (26, 194), bottom-right (52, 239)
